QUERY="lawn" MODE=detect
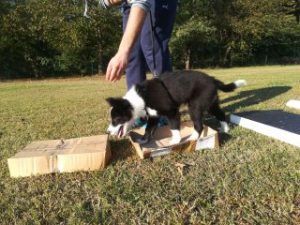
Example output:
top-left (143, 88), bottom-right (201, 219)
top-left (1, 65), bottom-right (300, 225)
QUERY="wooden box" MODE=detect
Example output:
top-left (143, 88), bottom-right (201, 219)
top-left (129, 121), bottom-right (219, 159)
top-left (7, 135), bottom-right (111, 178)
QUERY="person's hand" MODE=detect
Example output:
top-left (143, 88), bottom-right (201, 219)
top-left (105, 50), bottom-right (129, 82)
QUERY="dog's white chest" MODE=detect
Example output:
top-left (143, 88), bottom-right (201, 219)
top-left (146, 107), bottom-right (158, 116)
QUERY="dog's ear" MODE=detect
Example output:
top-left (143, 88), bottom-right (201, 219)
top-left (135, 83), bottom-right (147, 97)
top-left (106, 97), bottom-right (133, 110)
top-left (106, 97), bottom-right (119, 107)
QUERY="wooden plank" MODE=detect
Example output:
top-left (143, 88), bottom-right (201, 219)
top-left (230, 114), bottom-right (300, 147)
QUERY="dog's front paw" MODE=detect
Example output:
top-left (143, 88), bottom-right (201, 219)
top-left (187, 136), bottom-right (198, 141)
top-left (169, 137), bottom-right (181, 146)
top-left (169, 129), bottom-right (181, 145)
top-left (187, 129), bottom-right (200, 141)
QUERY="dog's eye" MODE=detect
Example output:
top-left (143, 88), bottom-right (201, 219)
top-left (113, 117), bottom-right (123, 125)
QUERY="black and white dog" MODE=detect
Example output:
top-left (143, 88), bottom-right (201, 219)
top-left (106, 70), bottom-right (246, 145)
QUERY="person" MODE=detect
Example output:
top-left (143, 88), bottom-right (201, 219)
top-left (99, 0), bottom-right (177, 127)
top-left (103, 0), bottom-right (178, 89)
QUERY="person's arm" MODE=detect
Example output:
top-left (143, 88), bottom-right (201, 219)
top-left (105, 6), bottom-right (147, 82)
top-left (99, 0), bottom-right (125, 8)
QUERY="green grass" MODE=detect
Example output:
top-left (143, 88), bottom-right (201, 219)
top-left (1, 65), bottom-right (300, 224)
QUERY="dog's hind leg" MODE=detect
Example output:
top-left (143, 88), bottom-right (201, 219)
top-left (187, 102), bottom-right (204, 141)
top-left (209, 99), bottom-right (229, 133)
top-left (167, 111), bottom-right (181, 145)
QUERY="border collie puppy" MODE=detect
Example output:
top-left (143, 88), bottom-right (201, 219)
top-left (106, 70), bottom-right (246, 145)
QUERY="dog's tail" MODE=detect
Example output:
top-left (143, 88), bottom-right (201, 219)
top-left (215, 79), bottom-right (247, 92)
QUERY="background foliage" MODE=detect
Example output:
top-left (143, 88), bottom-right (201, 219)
top-left (0, 0), bottom-right (299, 78)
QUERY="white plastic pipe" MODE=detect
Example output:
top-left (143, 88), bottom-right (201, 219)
top-left (230, 114), bottom-right (300, 148)
top-left (286, 100), bottom-right (300, 110)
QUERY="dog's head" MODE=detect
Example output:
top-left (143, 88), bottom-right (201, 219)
top-left (106, 97), bottom-right (135, 138)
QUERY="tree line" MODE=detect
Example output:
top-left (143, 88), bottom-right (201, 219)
top-left (0, 0), bottom-right (299, 79)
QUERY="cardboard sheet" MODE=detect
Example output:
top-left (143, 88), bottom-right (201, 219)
top-left (7, 135), bottom-right (111, 178)
top-left (129, 121), bottom-right (219, 159)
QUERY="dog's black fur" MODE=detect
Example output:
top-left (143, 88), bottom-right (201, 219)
top-left (107, 70), bottom-right (244, 143)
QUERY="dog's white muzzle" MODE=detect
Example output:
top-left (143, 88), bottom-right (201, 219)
top-left (106, 120), bottom-right (135, 138)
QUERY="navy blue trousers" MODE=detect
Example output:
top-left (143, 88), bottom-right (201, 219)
top-left (122, 0), bottom-right (178, 89)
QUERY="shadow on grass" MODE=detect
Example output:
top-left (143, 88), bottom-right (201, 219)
top-left (222, 86), bottom-right (291, 111)
top-left (180, 86), bottom-right (291, 120)
top-left (109, 138), bottom-right (136, 164)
